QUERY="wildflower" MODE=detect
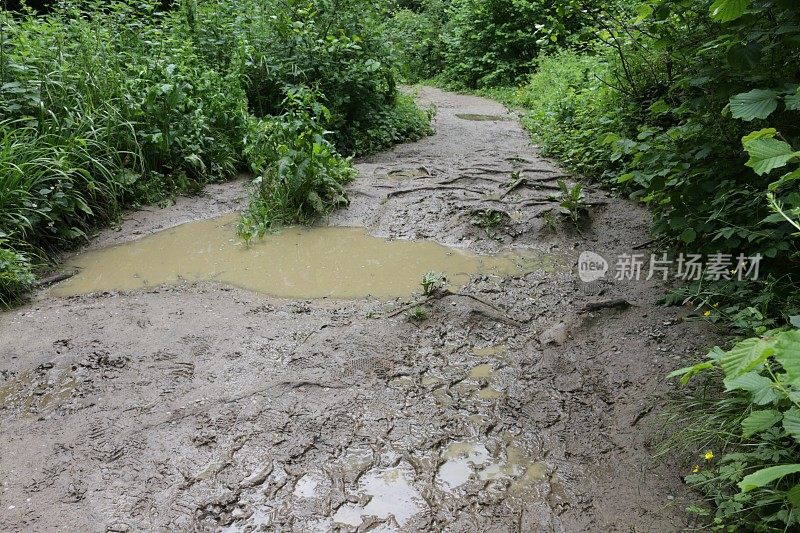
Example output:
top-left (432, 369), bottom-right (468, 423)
top-left (704, 450), bottom-right (714, 461)
top-left (703, 310), bottom-right (712, 317)
top-left (692, 465), bottom-right (700, 473)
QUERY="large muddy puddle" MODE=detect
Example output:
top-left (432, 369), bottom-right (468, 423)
top-left (53, 214), bottom-right (559, 299)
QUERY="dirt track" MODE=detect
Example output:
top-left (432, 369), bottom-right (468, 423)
top-left (0, 87), bottom-right (717, 532)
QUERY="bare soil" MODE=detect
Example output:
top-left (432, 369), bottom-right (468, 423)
top-left (0, 87), bottom-right (717, 532)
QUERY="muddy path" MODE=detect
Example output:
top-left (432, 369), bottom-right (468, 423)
top-left (0, 87), bottom-right (716, 532)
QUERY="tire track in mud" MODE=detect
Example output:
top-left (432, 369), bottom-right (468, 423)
top-left (0, 87), bottom-right (719, 532)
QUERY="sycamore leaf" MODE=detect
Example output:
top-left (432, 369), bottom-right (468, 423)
top-left (784, 407), bottom-right (800, 443)
top-left (739, 464), bottom-right (800, 493)
top-left (744, 138), bottom-right (799, 175)
top-left (730, 89), bottom-right (779, 121)
top-left (710, 0), bottom-right (749, 23)
top-left (741, 409), bottom-right (782, 437)
top-left (774, 330), bottom-right (800, 379)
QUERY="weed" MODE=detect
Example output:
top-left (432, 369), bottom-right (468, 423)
top-left (556, 179), bottom-right (587, 225)
top-left (541, 210), bottom-right (557, 233)
top-left (408, 305), bottom-right (429, 322)
top-left (421, 271), bottom-right (444, 296)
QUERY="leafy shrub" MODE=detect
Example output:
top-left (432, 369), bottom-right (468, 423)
top-left (238, 91), bottom-right (356, 240)
top-left (669, 326), bottom-right (800, 530)
top-left (484, 50), bottom-right (629, 178)
top-left (383, 1), bottom-right (448, 82)
top-left (0, 244), bottom-right (34, 306)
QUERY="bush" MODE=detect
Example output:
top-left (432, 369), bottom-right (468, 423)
top-left (668, 326), bottom-right (800, 531)
top-left (238, 91), bottom-right (356, 240)
top-left (0, 244), bottom-right (34, 306)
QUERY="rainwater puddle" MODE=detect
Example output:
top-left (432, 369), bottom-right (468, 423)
top-left (455, 113), bottom-right (511, 121)
top-left (436, 439), bottom-right (546, 494)
top-left (53, 213), bottom-right (553, 299)
top-left (332, 463), bottom-right (423, 529)
top-left (471, 344), bottom-right (508, 361)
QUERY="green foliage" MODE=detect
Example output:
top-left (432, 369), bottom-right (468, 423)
top-left (670, 328), bottom-right (800, 530)
top-left (238, 91), bottom-right (356, 240)
top-left (407, 305), bottom-right (429, 321)
top-left (556, 179), bottom-right (587, 224)
top-left (387, 0), bottom-right (625, 88)
top-left (0, 0), bottom-right (432, 298)
top-left (421, 270), bottom-right (443, 295)
top-left (0, 243), bottom-right (34, 306)
top-left (383, 1), bottom-right (448, 82)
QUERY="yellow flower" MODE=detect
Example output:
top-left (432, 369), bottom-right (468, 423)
top-left (712, 302), bottom-right (718, 307)
top-left (703, 310), bottom-right (712, 317)
top-left (692, 465), bottom-right (700, 473)
top-left (704, 450), bottom-right (714, 461)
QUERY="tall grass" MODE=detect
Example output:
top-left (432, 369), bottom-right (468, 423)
top-left (0, 0), bottom-right (432, 304)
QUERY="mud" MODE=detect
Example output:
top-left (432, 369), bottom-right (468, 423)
top-left (0, 87), bottom-right (716, 532)
top-left (53, 214), bottom-right (559, 299)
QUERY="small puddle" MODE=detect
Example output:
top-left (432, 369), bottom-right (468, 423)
top-left (436, 441), bottom-right (491, 491)
top-left (455, 113), bottom-right (510, 122)
top-left (53, 214), bottom-right (553, 299)
top-left (471, 344), bottom-right (508, 361)
top-left (332, 463), bottom-right (423, 528)
top-left (469, 363), bottom-right (493, 380)
top-left (436, 438), bottom-right (546, 494)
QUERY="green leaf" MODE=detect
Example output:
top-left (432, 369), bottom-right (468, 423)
top-left (774, 330), bottom-right (800, 379)
top-left (788, 485), bottom-right (800, 508)
top-left (730, 89), bottom-right (779, 121)
top-left (791, 316), bottom-right (800, 328)
top-left (635, 4), bottom-right (653, 22)
top-left (680, 228), bottom-right (697, 243)
top-left (668, 361), bottom-right (714, 385)
top-left (710, 0), bottom-right (749, 23)
top-left (742, 128), bottom-right (776, 144)
top-left (719, 337), bottom-right (776, 378)
top-left (744, 138), bottom-right (799, 175)
top-left (741, 409), bottom-right (782, 437)
top-left (724, 372), bottom-right (778, 405)
top-left (727, 42), bottom-right (761, 70)
top-left (783, 407), bottom-right (800, 443)
top-left (786, 89), bottom-right (800, 111)
top-left (769, 168), bottom-right (800, 191)
top-left (739, 464), bottom-right (800, 493)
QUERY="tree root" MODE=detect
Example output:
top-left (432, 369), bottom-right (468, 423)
top-left (385, 288), bottom-right (522, 326)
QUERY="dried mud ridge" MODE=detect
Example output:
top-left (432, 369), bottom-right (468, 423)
top-left (0, 88), bottom-right (716, 532)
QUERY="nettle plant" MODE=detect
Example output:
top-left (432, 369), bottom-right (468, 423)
top-left (671, 326), bottom-right (800, 529)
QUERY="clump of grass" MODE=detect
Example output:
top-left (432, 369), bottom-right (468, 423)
top-left (408, 305), bottom-right (429, 322)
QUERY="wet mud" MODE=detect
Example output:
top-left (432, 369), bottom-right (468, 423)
top-left (0, 87), bottom-right (716, 532)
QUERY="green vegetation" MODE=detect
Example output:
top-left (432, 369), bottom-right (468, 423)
top-left (386, 0), bottom-right (800, 528)
top-left (407, 305), bottom-right (429, 321)
top-left (0, 0), bottom-right (432, 303)
top-left (420, 270), bottom-right (444, 296)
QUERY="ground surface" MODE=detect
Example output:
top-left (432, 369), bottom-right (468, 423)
top-left (0, 87), bottom-right (717, 532)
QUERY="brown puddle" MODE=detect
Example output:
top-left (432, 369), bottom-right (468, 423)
top-left (52, 214), bottom-right (560, 299)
